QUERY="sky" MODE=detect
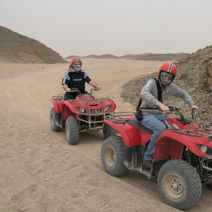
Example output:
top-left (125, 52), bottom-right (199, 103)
top-left (0, 0), bottom-right (212, 58)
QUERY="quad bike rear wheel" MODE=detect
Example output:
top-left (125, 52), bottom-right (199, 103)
top-left (66, 116), bottom-right (79, 145)
top-left (101, 136), bottom-right (128, 177)
top-left (50, 107), bottom-right (61, 132)
top-left (157, 159), bottom-right (202, 210)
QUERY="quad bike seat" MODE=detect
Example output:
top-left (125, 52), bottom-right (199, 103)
top-left (128, 119), bottom-right (153, 134)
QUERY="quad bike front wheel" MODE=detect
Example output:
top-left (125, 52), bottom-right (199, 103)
top-left (50, 107), bottom-right (62, 132)
top-left (66, 116), bottom-right (79, 145)
top-left (101, 136), bottom-right (128, 177)
top-left (157, 159), bottom-right (202, 210)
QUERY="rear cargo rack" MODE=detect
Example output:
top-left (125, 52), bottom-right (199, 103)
top-left (52, 94), bottom-right (64, 100)
top-left (105, 112), bottom-right (135, 124)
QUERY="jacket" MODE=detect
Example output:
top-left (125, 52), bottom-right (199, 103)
top-left (140, 77), bottom-right (194, 115)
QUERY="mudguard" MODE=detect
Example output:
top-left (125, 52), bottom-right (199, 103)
top-left (62, 101), bottom-right (78, 120)
top-left (50, 98), bottom-right (63, 113)
top-left (104, 119), bottom-right (151, 147)
top-left (154, 130), bottom-right (212, 162)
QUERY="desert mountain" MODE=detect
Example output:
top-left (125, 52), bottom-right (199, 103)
top-left (121, 45), bottom-right (212, 125)
top-left (0, 26), bottom-right (67, 63)
top-left (66, 54), bottom-right (119, 59)
top-left (66, 53), bottom-right (189, 61)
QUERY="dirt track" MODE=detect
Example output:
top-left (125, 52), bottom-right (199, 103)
top-left (1, 59), bottom-right (212, 212)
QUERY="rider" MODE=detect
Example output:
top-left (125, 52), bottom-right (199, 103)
top-left (139, 62), bottom-right (199, 168)
top-left (62, 57), bottom-right (101, 100)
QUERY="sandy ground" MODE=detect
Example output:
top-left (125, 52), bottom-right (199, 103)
top-left (1, 58), bottom-right (212, 212)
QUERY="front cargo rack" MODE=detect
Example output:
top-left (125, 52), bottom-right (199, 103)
top-left (67, 98), bottom-right (113, 104)
top-left (169, 127), bottom-right (212, 139)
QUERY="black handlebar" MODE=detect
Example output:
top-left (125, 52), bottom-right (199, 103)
top-left (168, 106), bottom-right (181, 112)
top-left (191, 108), bottom-right (196, 121)
top-left (70, 88), bottom-right (81, 93)
top-left (70, 87), bottom-right (99, 95)
top-left (168, 107), bottom-right (204, 125)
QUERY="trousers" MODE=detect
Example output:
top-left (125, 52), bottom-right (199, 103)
top-left (141, 114), bottom-right (168, 161)
top-left (64, 92), bottom-right (77, 100)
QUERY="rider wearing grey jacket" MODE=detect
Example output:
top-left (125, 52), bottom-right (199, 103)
top-left (139, 62), bottom-right (198, 169)
top-left (140, 78), bottom-right (194, 115)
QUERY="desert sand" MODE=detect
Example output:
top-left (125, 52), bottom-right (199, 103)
top-left (1, 59), bottom-right (212, 212)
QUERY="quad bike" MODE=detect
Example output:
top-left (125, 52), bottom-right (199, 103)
top-left (101, 107), bottom-right (212, 210)
top-left (50, 88), bottom-right (116, 145)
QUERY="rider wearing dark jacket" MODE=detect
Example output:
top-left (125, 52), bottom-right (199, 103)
top-left (139, 62), bottom-right (199, 168)
top-left (62, 57), bottom-right (101, 100)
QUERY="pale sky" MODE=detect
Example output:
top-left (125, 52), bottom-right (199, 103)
top-left (0, 0), bottom-right (212, 58)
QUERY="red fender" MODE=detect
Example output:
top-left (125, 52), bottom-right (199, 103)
top-left (50, 98), bottom-right (63, 113)
top-left (62, 101), bottom-right (78, 120)
top-left (154, 130), bottom-right (212, 162)
top-left (104, 120), bottom-right (146, 147)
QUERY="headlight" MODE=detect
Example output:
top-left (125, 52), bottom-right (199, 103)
top-left (105, 105), bottom-right (112, 112)
top-left (77, 107), bottom-right (86, 113)
top-left (199, 145), bottom-right (208, 154)
top-left (197, 145), bottom-right (212, 156)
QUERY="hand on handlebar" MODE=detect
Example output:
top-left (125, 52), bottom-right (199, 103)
top-left (158, 102), bottom-right (170, 113)
top-left (65, 87), bottom-right (80, 93)
top-left (65, 87), bottom-right (71, 92)
top-left (94, 86), bottom-right (102, 91)
top-left (191, 104), bottom-right (199, 110)
top-left (70, 88), bottom-right (80, 93)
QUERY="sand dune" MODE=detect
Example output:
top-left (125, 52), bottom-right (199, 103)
top-left (1, 59), bottom-right (211, 212)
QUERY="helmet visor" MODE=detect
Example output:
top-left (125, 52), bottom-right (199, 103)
top-left (160, 72), bottom-right (174, 85)
top-left (73, 62), bottom-right (82, 72)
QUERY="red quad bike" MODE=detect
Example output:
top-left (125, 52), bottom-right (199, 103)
top-left (101, 107), bottom-right (212, 210)
top-left (50, 88), bottom-right (116, 145)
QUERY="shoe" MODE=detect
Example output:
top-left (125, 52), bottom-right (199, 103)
top-left (123, 160), bottom-right (130, 168)
top-left (143, 159), bottom-right (152, 169)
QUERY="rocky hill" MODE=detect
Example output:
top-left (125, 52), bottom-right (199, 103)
top-left (134, 53), bottom-right (189, 61)
top-left (121, 45), bottom-right (212, 125)
top-left (0, 26), bottom-right (67, 63)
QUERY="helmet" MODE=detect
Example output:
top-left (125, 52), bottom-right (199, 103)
top-left (70, 57), bottom-right (82, 72)
top-left (70, 57), bottom-right (82, 67)
top-left (158, 62), bottom-right (177, 86)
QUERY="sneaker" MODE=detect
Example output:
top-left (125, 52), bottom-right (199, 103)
top-left (143, 159), bottom-right (152, 169)
top-left (123, 160), bottom-right (130, 168)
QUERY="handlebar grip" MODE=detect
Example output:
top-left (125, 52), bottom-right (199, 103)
top-left (168, 106), bottom-right (175, 111)
top-left (191, 108), bottom-right (197, 120)
top-left (70, 88), bottom-right (81, 93)
top-left (168, 106), bottom-right (180, 112)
